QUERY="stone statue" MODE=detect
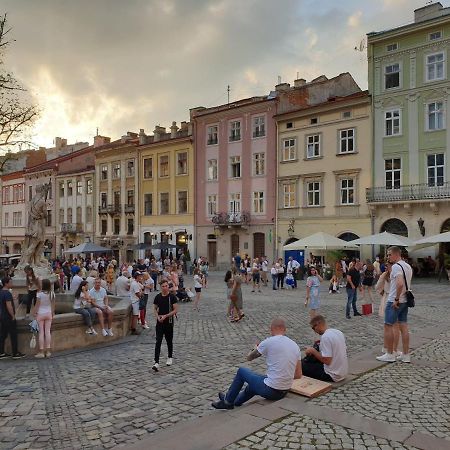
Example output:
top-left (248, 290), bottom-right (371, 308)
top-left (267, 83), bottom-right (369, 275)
top-left (17, 182), bottom-right (51, 270)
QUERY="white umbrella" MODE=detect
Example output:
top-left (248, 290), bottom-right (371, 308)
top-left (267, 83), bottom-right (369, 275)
top-left (413, 231), bottom-right (450, 245)
top-left (350, 231), bottom-right (413, 247)
top-left (283, 232), bottom-right (358, 251)
top-left (64, 242), bottom-right (112, 254)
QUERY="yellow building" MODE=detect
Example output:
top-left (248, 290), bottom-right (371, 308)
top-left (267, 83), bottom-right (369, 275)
top-left (138, 122), bottom-right (194, 259)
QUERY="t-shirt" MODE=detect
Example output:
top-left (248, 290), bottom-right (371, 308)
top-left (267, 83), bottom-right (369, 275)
top-left (388, 260), bottom-right (413, 304)
top-left (194, 274), bottom-right (202, 288)
top-left (319, 328), bottom-right (348, 382)
top-left (234, 255), bottom-right (241, 267)
top-left (71, 275), bottom-right (83, 294)
top-left (130, 280), bottom-right (142, 304)
top-left (73, 291), bottom-right (90, 310)
top-left (116, 276), bottom-right (130, 297)
top-left (144, 278), bottom-right (154, 294)
top-left (0, 289), bottom-right (15, 320)
top-left (346, 268), bottom-right (360, 289)
top-left (89, 287), bottom-right (108, 308)
top-left (262, 260), bottom-right (268, 272)
top-left (153, 293), bottom-right (178, 324)
top-left (86, 276), bottom-right (96, 290)
top-left (257, 335), bottom-right (301, 391)
top-left (36, 291), bottom-right (53, 315)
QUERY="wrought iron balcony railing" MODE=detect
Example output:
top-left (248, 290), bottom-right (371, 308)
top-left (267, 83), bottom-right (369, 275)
top-left (366, 182), bottom-right (450, 203)
top-left (124, 204), bottom-right (135, 213)
top-left (212, 211), bottom-right (250, 226)
top-left (60, 223), bottom-right (83, 234)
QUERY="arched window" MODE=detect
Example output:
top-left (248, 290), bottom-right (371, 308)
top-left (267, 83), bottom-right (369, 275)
top-left (67, 207), bottom-right (73, 223)
top-left (338, 232), bottom-right (359, 242)
top-left (76, 206), bottom-right (82, 223)
top-left (86, 206), bottom-right (92, 224)
top-left (441, 218), bottom-right (450, 233)
top-left (381, 218), bottom-right (408, 237)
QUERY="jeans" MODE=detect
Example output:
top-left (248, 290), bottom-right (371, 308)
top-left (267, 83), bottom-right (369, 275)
top-left (301, 360), bottom-right (333, 382)
top-left (225, 367), bottom-right (287, 406)
top-left (154, 321), bottom-right (173, 363)
top-left (277, 273), bottom-right (284, 288)
top-left (74, 308), bottom-right (96, 327)
top-left (0, 318), bottom-right (18, 355)
top-left (151, 273), bottom-right (158, 289)
top-left (346, 288), bottom-right (358, 317)
top-left (271, 274), bottom-right (278, 289)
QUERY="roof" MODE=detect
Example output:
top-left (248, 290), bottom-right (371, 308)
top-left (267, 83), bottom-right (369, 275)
top-left (1, 170), bottom-right (25, 181)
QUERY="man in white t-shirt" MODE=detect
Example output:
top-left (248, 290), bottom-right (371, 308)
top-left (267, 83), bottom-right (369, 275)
top-left (70, 268), bottom-right (83, 294)
top-left (376, 246), bottom-right (413, 363)
top-left (302, 315), bottom-right (348, 382)
top-left (116, 271), bottom-right (130, 297)
top-left (287, 257), bottom-right (300, 289)
top-left (129, 272), bottom-right (143, 335)
top-left (261, 256), bottom-right (268, 287)
top-left (212, 318), bottom-right (302, 409)
top-left (89, 278), bottom-right (113, 337)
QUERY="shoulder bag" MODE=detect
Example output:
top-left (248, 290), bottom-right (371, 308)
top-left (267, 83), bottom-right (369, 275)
top-left (396, 263), bottom-right (415, 308)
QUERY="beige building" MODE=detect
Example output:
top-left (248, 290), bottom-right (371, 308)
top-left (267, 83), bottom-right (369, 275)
top-left (276, 85), bottom-right (372, 261)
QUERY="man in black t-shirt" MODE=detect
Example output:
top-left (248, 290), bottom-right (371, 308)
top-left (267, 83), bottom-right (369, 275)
top-left (152, 280), bottom-right (178, 372)
top-left (345, 261), bottom-right (362, 319)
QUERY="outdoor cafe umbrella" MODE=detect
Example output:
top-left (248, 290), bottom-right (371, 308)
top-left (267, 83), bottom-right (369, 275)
top-left (350, 231), bottom-right (413, 247)
top-left (412, 231), bottom-right (450, 248)
top-left (282, 232), bottom-right (358, 251)
top-left (150, 242), bottom-right (179, 250)
top-left (64, 242), bottom-right (112, 254)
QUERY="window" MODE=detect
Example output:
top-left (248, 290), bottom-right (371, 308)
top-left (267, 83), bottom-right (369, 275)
top-left (144, 193), bottom-right (153, 215)
top-left (100, 193), bottom-right (107, 208)
top-left (76, 180), bottom-right (82, 195)
top-left (127, 190), bottom-right (134, 206)
top-left (178, 191), bottom-right (188, 214)
top-left (101, 219), bottom-right (107, 235)
top-left (385, 109), bottom-right (401, 136)
top-left (67, 181), bottom-right (73, 196)
top-left (67, 208), bottom-right (73, 223)
top-left (430, 31), bottom-right (442, 41)
top-left (306, 134), bottom-right (321, 158)
top-left (4, 212), bottom-right (8, 226)
top-left (13, 212), bottom-right (22, 227)
top-left (340, 179), bottom-right (355, 205)
top-left (12, 185), bottom-right (22, 202)
top-left (207, 159), bottom-right (218, 180)
top-left (177, 152), bottom-right (188, 175)
top-left (252, 116), bottom-right (265, 138)
top-left (86, 179), bottom-right (93, 194)
top-left (253, 153), bottom-right (265, 175)
top-left (160, 192), bottom-right (169, 214)
top-left (282, 138), bottom-right (296, 161)
top-left (310, 117), bottom-right (318, 125)
top-left (59, 208), bottom-right (64, 224)
top-left (28, 185), bottom-right (32, 201)
top-left (427, 154), bottom-right (445, 186)
top-left (283, 183), bottom-right (296, 208)
top-left (339, 129), bottom-right (355, 153)
top-left (159, 155), bottom-right (169, 177)
top-left (143, 158), bottom-right (153, 178)
top-left (113, 162), bottom-right (121, 179)
top-left (229, 121), bottom-right (241, 141)
top-left (86, 206), bottom-right (92, 223)
top-left (230, 156), bottom-right (241, 178)
top-left (426, 52), bottom-right (445, 81)
top-left (46, 210), bottom-right (52, 227)
top-left (385, 158), bottom-right (401, 190)
top-left (307, 181), bottom-right (321, 206)
top-left (253, 191), bottom-right (264, 213)
top-left (76, 206), bottom-right (82, 223)
top-left (127, 160), bottom-right (135, 177)
top-left (127, 218), bottom-right (134, 235)
top-left (427, 101), bottom-right (444, 130)
top-left (113, 191), bottom-right (120, 206)
top-left (385, 63), bottom-right (400, 89)
top-left (286, 122), bottom-right (293, 129)
top-left (3, 186), bottom-right (10, 203)
top-left (229, 193), bottom-right (241, 215)
top-left (207, 194), bottom-right (217, 216)
top-left (207, 125), bottom-right (218, 145)
top-left (342, 111), bottom-right (351, 119)
top-left (59, 182), bottom-right (65, 197)
top-left (48, 184), bottom-right (52, 200)
top-left (101, 164), bottom-right (108, 180)
top-left (387, 43), bottom-right (398, 52)
top-left (113, 218), bottom-right (120, 235)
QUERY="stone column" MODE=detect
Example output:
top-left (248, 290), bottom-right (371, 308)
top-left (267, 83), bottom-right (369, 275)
top-left (95, 166), bottom-right (101, 241)
top-left (120, 160), bottom-right (126, 236)
top-left (107, 162), bottom-right (113, 235)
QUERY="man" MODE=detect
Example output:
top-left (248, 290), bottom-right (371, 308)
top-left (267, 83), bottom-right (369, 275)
top-left (89, 278), bottom-right (114, 337)
top-left (0, 277), bottom-right (25, 359)
top-left (70, 267), bottom-right (83, 294)
top-left (261, 256), bottom-right (268, 287)
top-left (233, 252), bottom-right (242, 271)
top-left (212, 318), bottom-right (302, 409)
top-left (116, 271), bottom-right (131, 297)
top-left (376, 246), bottom-right (413, 363)
top-left (129, 271), bottom-right (143, 335)
top-left (345, 260), bottom-right (362, 318)
top-left (86, 270), bottom-right (97, 290)
top-left (251, 258), bottom-right (261, 293)
top-left (301, 315), bottom-right (348, 382)
top-left (287, 256), bottom-right (300, 288)
top-left (152, 280), bottom-right (178, 372)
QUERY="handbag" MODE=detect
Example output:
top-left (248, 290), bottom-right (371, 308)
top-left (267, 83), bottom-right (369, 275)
top-left (30, 334), bottom-right (36, 349)
top-left (362, 303), bottom-right (373, 315)
top-left (396, 263), bottom-right (415, 307)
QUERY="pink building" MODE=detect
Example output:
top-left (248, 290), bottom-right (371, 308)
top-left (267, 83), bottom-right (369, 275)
top-left (191, 96), bottom-right (277, 269)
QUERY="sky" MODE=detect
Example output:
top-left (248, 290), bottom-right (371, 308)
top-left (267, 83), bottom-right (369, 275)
top-left (0, 0), bottom-right (438, 148)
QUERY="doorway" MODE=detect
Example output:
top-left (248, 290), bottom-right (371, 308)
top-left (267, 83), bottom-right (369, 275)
top-left (253, 232), bottom-right (265, 258)
top-left (231, 234), bottom-right (240, 259)
top-left (207, 240), bottom-right (217, 267)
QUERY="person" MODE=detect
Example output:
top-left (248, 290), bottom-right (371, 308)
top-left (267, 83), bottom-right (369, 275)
top-left (328, 274), bottom-right (339, 294)
top-left (193, 268), bottom-right (203, 311)
top-left (211, 318), bottom-right (302, 409)
top-left (270, 263), bottom-right (278, 290)
top-left (141, 272), bottom-right (154, 329)
top-left (89, 278), bottom-right (114, 337)
top-left (230, 270), bottom-right (244, 322)
top-left (276, 259), bottom-right (285, 289)
top-left (73, 281), bottom-right (98, 335)
top-left (233, 253), bottom-right (242, 271)
top-left (224, 270), bottom-right (234, 320)
top-left (152, 279), bottom-right (178, 371)
top-left (70, 267), bottom-right (83, 294)
top-left (261, 256), bottom-right (268, 287)
top-left (301, 315), bottom-right (348, 382)
top-left (345, 261), bottom-right (362, 319)
top-left (149, 258), bottom-right (159, 290)
top-left (287, 256), bottom-right (300, 289)
top-left (376, 246), bottom-right (413, 363)
top-left (33, 279), bottom-right (55, 358)
top-left (0, 277), bottom-right (25, 359)
top-left (305, 266), bottom-right (323, 318)
top-left (129, 271), bottom-right (144, 334)
top-left (361, 260), bottom-right (375, 303)
top-left (251, 258), bottom-right (262, 293)
top-left (115, 271), bottom-right (130, 297)
top-left (25, 266), bottom-right (41, 318)
top-left (200, 260), bottom-right (209, 288)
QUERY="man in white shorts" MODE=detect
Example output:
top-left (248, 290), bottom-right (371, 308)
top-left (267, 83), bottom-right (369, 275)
top-left (89, 278), bottom-right (114, 337)
top-left (130, 271), bottom-right (143, 335)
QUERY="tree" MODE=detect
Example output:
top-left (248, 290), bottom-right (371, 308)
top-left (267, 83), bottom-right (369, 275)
top-left (0, 13), bottom-right (39, 169)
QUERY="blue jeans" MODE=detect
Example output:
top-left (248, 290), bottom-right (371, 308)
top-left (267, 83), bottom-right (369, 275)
top-left (225, 367), bottom-right (287, 406)
top-left (346, 288), bottom-right (358, 317)
top-left (272, 274), bottom-right (278, 289)
top-left (151, 273), bottom-right (158, 289)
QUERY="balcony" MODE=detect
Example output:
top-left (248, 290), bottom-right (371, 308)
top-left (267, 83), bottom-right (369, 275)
top-left (366, 182), bottom-right (450, 203)
top-left (98, 205), bottom-right (108, 214)
top-left (124, 204), bottom-right (135, 214)
top-left (107, 204), bottom-right (121, 215)
top-left (60, 223), bottom-right (83, 234)
top-left (212, 211), bottom-right (250, 227)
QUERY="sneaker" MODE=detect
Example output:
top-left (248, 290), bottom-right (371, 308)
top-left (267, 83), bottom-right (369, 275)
top-left (354, 312), bottom-right (362, 316)
top-left (166, 358), bottom-right (173, 366)
top-left (211, 399), bottom-right (234, 410)
top-left (45, 351), bottom-right (51, 358)
top-left (382, 347), bottom-right (387, 354)
top-left (142, 324), bottom-right (150, 329)
top-left (376, 353), bottom-right (396, 362)
top-left (137, 319), bottom-right (141, 325)
top-left (395, 351), bottom-right (403, 359)
top-left (12, 352), bottom-right (26, 359)
top-left (35, 352), bottom-right (45, 358)
top-left (107, 329), bottom-right (114, 337)
top-left (0, 353), bottom-right (11, 359)
top-left (152, 362), bottom-right (159, 372)
top-left (346, 315), bottom-right (351, 319)
top-left (102, 329), bottom-right (108, 337)
top-left (91, 329), bottom-right (98, 336)
top-left (85, 329), bottom-right (93, 335)
top-left (399, 353), bottom-right (411, 363)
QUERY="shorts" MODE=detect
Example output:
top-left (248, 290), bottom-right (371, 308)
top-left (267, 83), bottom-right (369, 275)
top-left (363, 278), bottom-right (374, 287)
top-left (195, 287), bottom-right (202, 293)
top-left (131, 302), bottom-right (140, 316)
top-left (252, 273), bottom-right (260, 282)
top-left (384, 302), bottom-right (408, 325)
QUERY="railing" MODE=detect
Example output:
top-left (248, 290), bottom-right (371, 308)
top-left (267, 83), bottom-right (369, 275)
top-left (211, 211), bottom-right (250, 226)
top-left (60, 223), bottom-right (83, 234)
top-left (107, 204), bottom-right (121, 214)
top-left (124, 204), bottom-right (135, 213)
top-left (98, 205), bottom-right (108, 214)
top-left (366, 182), bottom-right (450, 203)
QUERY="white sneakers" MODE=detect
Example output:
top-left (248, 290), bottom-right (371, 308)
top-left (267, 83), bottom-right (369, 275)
top-left (102, 329), bottom-right (108, 337)
top-left (91, 329), bottom-right (98, 336)
top-left (377, 352), bottom-right (411, 363)
top-left (397, 353), bottom-right (411, 363)
top-left (107, 329), bottom-right (114, 337)
top-left (35, 352), bottom-right (45, 358)
top-left (166, 358), bottom-right (173, 366)
top-left (152, 362), bottom-right (159, 372)
top-left (142, 324), bottom-right (150, 329)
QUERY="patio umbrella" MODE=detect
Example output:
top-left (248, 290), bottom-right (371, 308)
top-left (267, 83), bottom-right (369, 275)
top-left (410, 231), bottom-right (450, 249)
top-left (350, 231), bottom-right (413, 247)
top-left (131, 242), bottom-right (153, 250)
top-left (64, 242), bottom-right (113, 254)
top-left (150, 242), bottom-right (179, 250)
top-left (283, 232), bottom-right (358, 251)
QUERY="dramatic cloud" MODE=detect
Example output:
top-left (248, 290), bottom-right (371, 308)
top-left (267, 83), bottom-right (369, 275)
top-left (1, 0), bottom-right (433, 147)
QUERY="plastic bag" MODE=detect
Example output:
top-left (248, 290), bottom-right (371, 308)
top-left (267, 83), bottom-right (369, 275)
top-left (30, 334), bottom-right (36, 349)
top-left (29, 319), bottom-right (39, 333)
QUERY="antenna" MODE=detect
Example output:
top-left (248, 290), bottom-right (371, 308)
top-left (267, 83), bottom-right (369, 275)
top-left (354, 37), bottom-right (367, 52)
top-left (96, 127), bottom-right (99, 136)
top-left (227, 85), bottom-right (230, 104)
top-left (296, 71), bottom-right (299, 79)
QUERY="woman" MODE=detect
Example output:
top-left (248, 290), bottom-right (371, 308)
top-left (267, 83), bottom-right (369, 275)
top-left (193, 268), bottom-right (203, 311)
top-left (276, 258), bottom-right (285, 290)
top-left (305, 266), bottom-right (323, 318)
top-left (362, 260), bottom-right (375, 303)
top-left (105, 264), bottom-right (116, 292)
top-left (25, 266), bottom-right (41, 318)
top-left (200, 260), bottom-right (209, 288)
top-left (141, 272), bottom-right (153, 329)
top-left (230, 270), bottom-right (244, 322)
top-left (270, 263), bottom-right (278, 290)
top-left (34, 279), bottom-right (55, 358)
top-left (73, 281), bottom-right (98, 336)
top-left (224, 270), bottom-right (234, 320)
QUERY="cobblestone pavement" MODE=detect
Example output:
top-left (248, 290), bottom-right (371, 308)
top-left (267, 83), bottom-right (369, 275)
top-left (0, 273), bottom-right (449, 449)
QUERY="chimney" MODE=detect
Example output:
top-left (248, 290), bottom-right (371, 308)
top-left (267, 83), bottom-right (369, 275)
top-left (414, 2), bottom-right (446, 23)
top-left (153, 126), bottom-right (166, 142)
top-left (187, 122), bottom-right (193, 136)
top-left (180, 121), bottom-right (188, 131)
top-left (294, 78), bottom-right (306, 88)
top-left (94, 135), bottom-right (111, 148)
top-left (275, 82), bottom-right (290, 92)
top-left (54, 137), bottom-right (67, 149)
top-left (139, 129), bottom-right (147, 145)
top-left (170, 121), bottom-right (179, 138)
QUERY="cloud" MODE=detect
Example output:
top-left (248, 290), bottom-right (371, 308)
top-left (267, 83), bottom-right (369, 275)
top-left (348, 11), bottom-right (363, 28)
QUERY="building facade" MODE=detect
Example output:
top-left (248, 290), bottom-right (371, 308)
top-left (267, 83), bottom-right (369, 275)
top-left (276, 76), bottom-right (372, 260)
top-left (367, 2), bottom-right (450, 254)
top-left (192, 97), bottom-right (277, 269)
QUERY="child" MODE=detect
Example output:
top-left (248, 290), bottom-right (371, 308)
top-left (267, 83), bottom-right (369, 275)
top-left (193, 268), bottom-right (203, 311)
top-left (328, 274), bottom-right (339, 294)
top-left (34, 279), bottom-right (55, 358)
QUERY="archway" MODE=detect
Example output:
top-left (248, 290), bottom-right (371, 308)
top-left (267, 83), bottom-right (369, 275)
top-left (12, 243), bottom-right (21, 253)
top-left (381, 218), bottom-right (408, 237)
top-left (440, 218), bottom-right (450, 255)
top-left (338, 232), bottom-right (359, 242)
top-left (337, 232), bottom-right (360, 260)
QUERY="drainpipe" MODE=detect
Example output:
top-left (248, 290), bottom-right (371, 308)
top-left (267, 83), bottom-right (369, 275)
top-left (274, 119), bottom-right (279, 262)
